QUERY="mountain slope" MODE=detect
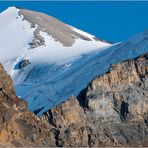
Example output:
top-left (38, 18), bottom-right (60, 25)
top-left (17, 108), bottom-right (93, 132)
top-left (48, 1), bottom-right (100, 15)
top-left (15, 30), bottom-right (148, 116)
top-left (0, 7), bottom-right (110, 114)
top-left (0, 53), bottom-right (147, 147)
top-left (0, 64), bottom-right (51, 147)
top-left (46, 53), bottom-right (148, 147)
top-left (0, 7), bottom-right (148, 115)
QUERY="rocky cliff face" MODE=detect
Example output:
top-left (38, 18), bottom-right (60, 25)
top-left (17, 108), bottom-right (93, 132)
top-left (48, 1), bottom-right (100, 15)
top-left (0, 53), bottom-right (148, 147)
top-left (46, 53), bottom-right (148, 147)
top-left (0, 64), bottom-right (52, 147)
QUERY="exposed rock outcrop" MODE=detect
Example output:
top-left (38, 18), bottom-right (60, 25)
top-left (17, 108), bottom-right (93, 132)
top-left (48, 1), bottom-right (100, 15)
top-left (19, 8), bottom-right (94, 47)
top-left (46, 53), bottom-right (148, 147)
top-left (0, 64), bottom-right (51, 147)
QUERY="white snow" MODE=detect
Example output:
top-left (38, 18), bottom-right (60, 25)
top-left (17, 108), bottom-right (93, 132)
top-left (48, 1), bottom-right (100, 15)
top-left (0, 7), bottom-right (148, 116)
top-left (71, 25), bottom-right (96, 40)
top-left (0, 7), bottom-right (36, 73)
top-left (30, 31), bottom-right (110, 64)
top-left (0, 7), bottom-right (35, 61)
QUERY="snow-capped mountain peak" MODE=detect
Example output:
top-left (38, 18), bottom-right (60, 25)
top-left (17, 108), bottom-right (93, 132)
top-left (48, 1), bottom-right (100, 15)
top-left (0, 6), bottom-right (110, 64)
top-left (0, 7), bottom-right (111, 115)
top-left (0, 7), bottom-right (147, 115)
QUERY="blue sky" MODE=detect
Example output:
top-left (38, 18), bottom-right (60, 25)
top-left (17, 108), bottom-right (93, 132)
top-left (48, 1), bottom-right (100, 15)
top-left (0, 1), bottom-right (148, 43)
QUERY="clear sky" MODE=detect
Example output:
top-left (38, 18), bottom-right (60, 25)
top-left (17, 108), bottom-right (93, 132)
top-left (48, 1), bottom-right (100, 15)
top-left (0, 1), bottom-right (148, 43)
